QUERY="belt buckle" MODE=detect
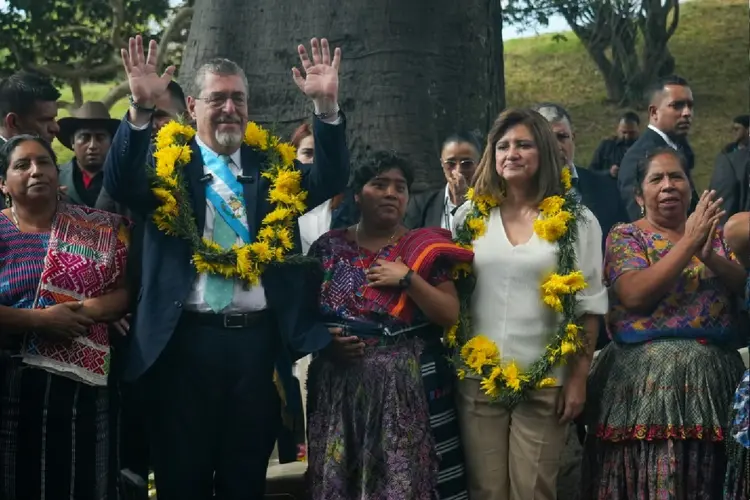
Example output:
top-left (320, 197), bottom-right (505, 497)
top-left (223, 313), bottom-right (246, 329)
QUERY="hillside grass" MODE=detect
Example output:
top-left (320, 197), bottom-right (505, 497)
top-left (54, 0), bottom-right (747, 190)
top-left (504, 0), bottom-right (749, 189)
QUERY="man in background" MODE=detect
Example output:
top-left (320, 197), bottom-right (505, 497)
top-left (0, 71), bottom-right (60, 209)
top-left (721, 114), bottom-right (749, 154)
top-left (618, 75), bottom-right (698, 221)
top-left (588, 111), bottom-right (640, 178)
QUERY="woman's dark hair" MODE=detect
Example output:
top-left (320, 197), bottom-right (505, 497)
top-left (0, 134), bottom-right (57, 179)
top-left (633, 146), bottom-right (688, 196)
top-left (442, 131), bottom-right (483, 155)
top-left (351, 151), bottom-right (414, 193)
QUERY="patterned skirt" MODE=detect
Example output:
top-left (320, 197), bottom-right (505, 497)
top-left (581, 340), bottom-right (745, 500)
top-left (306, 336), bottom-right (468, 500)
top-left (725, 370), bottom-right (750, 499)
top-left (0, 353), bottom-right (117, 500)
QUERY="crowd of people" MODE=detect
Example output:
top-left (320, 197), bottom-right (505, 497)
top-left (0, 32), bottom-right (748, 500)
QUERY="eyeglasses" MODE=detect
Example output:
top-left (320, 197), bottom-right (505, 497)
top-left (195, 92), bottom-right (247, 109)
top-left (442, 159), bottom-right (476, 169)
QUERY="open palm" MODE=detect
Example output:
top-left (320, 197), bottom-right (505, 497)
top-left (121, 35), bottom-right (176, 107)
top-left (292, 38), bottom-right (341, 105)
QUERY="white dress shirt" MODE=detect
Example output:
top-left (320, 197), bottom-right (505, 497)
top-left (299, 199), bottom-right (332, 254)
top-left (442, 184), bottom-right (456, 230)
top-left (648, 124), bottom-right (679, 150)
top-left (453, 202), bottom-right (608, 385)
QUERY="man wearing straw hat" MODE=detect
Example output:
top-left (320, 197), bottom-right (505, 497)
top-left (56, 101), bottom-right (120, 208)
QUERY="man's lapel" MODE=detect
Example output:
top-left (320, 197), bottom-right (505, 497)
top-left (185, 140), bottom-right (208, 235)
top-left (240, 144), bottom-right (262, 238)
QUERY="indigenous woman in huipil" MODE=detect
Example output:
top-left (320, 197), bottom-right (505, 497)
top-left (452, 108), bottom-right (607, 500)
top-left (305, 152), bottom-right (472, 499)
top-left (582, 148), bottom-right (746, 499)
top-left (0, 135), bottom-right (130, 499)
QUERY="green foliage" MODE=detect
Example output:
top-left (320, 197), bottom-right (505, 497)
top-left (0, 0), bottom-right (171, 81)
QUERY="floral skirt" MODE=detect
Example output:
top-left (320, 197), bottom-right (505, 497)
top-left (306, 336), bottom-right (468, 500)
top-left (725, 370), bottom-right (750, 499)
top-left (581, 340), bottom-right (745, 500)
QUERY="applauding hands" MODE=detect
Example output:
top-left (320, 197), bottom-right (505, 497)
top-left (685, 190), bottom-right (725, 262)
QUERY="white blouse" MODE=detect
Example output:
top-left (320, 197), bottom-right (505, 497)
top-left (453, 202), bottom-right (608, 385)
top-left (299, 199), bottom-right (333, 255)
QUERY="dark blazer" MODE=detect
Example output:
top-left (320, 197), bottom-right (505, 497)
top-left (404, 187), bottom-right (445, 229)
top-left (103, 114), bottom-right (350, 381)
top-left (709, 148), bottom-right (750, 223)
top-left (618, 127), bottom-right (697, 221)
top-left (576, 166), bottom-right (629, 253)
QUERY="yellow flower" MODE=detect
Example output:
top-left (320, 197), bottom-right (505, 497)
top-left (275, 227), bottom-right (294, 250)
top-left (249, 240), bottom-right (275, 263)
top-left (561, 166), bottom-right (572, 191)
top-left (537, 377), bottom-right (557, 388)
top-left (153, 187), bottom-right (176, 205)
top-left (244, 122), bottom-right (269, 150)
top-left (460, 335), bottom-right (500, 373)
top-left (501, 361), bottom-right (528, 391)
top-left (200, 238), bottom-right (224, 253)
top-left (534, 211), bottom-right (572, 242)
top-left (445, 324), bottom-right (458, 348)
top-left (466, 187), bottom-right (476, 201)
top-left (560, 341), bottom-right (578, 356)
top-left (466, 216), bottom-right (487, 238)
top-left (565, 323), bottom-right (580, 341)
top-left (543, 293), bottom-right (564, 312)
top-left (155, 121), bottom-right (195, 151)
top-left (480, 366), bottom-right (503, 398)
top-left (273, 169), bottom-right (303, 196)
top-left (263, 207), bottom-right (293, 225)
top-left (541, 271), bottom-right (587, 312)
top-left (192, 252), bottom-right (215, 274)
top-left (457, 369), bottom-right (466, 380)
top-left (452, 262), bottom-right (472, 279)
top-left (275, 143), bottom-right (297, 166)
top-left (539, 195), bottom-right (565, 215)
top-left (258, 225), bottom-right (276, 241)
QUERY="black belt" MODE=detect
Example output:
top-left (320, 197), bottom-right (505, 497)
top-left (182, 310), bottom-right (270, 329)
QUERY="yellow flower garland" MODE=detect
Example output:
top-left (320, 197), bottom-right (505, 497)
top-left (449, 167), bottom-right (588, 408)
top-left (150, 120), bottom-right (307, 285)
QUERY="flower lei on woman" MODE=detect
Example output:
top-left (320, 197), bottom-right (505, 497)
top-left (447, 167), bottom-right (588, 408)
top-left (149, 120), bottom-right (307, 284)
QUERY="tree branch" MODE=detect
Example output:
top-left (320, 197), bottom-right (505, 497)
top-left (102, 80), bottom-right (131, 110)
top-left (156, 6), bottom-right (194, 68)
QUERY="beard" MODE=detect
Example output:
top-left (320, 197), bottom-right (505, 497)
top-left (215, 129), bottom-right (243, 149)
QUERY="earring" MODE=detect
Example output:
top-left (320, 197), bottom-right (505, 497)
top-left (640, 205), bottom-right (645, 217)
top-left (3, 194), bottom-right (10, 208)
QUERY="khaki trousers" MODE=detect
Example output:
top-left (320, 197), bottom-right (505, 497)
top-left (456, 378), bottom-right (568, 500)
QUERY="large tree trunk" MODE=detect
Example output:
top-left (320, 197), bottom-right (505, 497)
top-left (180, 0), bottom-right (505, 191)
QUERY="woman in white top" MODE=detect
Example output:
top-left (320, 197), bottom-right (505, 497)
top-left (293, 122), bottom-right (347, 254)
top-left (452, 108), bottom-right (607, 500)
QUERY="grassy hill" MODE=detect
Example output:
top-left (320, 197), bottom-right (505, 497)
top-left (504, 0), bottom-right (749, 189)
top-left (55, 0), bottom-right (746, 190)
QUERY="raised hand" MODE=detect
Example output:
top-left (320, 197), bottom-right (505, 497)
top-left (292, 38), bottom-right (341, 112)
top-left (120, 35), bottom-right (176, 109)
top-left (685, 190), bottom-right (725, 252)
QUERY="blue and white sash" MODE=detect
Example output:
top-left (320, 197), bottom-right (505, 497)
top-left (198, 144), bottom-right (251, 243)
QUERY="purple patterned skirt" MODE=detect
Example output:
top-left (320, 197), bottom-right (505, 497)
top-left (306, 336), bottom-right (448, 499)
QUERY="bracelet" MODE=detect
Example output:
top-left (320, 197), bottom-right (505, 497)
top-left (399, 269), bottom-right (414, 289)
top-left (314, 104), bottom-right (340, 120)
top-left (128, 95), bottom-right (156, 113)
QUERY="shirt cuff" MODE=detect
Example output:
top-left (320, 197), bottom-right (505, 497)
top-left (127, 119), bottom-right (150, 131)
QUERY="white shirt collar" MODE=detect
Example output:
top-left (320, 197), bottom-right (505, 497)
top-left (444, 183), bottom-right (456, 211)
top-left (648, 124), bottom-right (679, 150)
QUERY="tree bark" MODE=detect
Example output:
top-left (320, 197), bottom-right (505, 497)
top-left (180, 0), bottom-right (505, 191)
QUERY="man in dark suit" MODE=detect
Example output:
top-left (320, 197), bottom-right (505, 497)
top-left (0, 71), bottom-right (61, 209)
top-left (618, 75), bottom-right (699, 221)
top-left (709, 146), bottom-right (750, 223)
top-left (104, 35), bottom-right (349, 499)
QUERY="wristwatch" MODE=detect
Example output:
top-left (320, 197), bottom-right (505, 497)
top-left (399, 269), bottom-right (414, 289)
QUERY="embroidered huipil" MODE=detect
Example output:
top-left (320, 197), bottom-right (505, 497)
top-left (453, 203), bottom-right (608, 385)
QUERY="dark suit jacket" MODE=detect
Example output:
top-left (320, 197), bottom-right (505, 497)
top-left (404, 187), bottom-right (445, 229)
top-left (618, 127), bottom-right (697, 221)
top-left (709, 148), bottom-right (750, 223)
top-left (103, 114), bottom-right (350, 381)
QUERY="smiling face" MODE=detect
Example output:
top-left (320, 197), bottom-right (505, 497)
top-left (188, 72), bottom-right (248, 154)
top-left (494, 124), bottom-right (540, 190)
top-left (355, 167), bottom-right (409, 228)
top-left (636, 152), bottom-right (692, 224)
top-left (1, 138), bottom-right (59, 207)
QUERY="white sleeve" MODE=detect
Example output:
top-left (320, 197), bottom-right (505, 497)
top-left (451, 201), bottom-right (473, 238)
top-left (575, 207), bottom-right (608, 316)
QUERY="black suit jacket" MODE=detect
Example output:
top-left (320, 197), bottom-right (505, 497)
top-left (103, 114), bottom-right (350, 381)
top-left (709, 148), bottom-right (750, 223)
top-left (576, 167), bottom-right (629, 253)
top-left (404, 187), bottom-right (446, 229)
top-left (618, 127), bottom-right (697, 221)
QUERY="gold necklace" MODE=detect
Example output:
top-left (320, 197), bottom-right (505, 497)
top-left (10, 204), bottom-right (20, 228)
top-left (354, 222), bottom-right (398, 251)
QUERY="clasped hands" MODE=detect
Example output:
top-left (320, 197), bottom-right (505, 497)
top-left (686, 190), bottom-right (725, 263)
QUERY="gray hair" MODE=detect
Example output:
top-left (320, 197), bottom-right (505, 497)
top-left (194, 58), bottom-right (249, 95)
top-left (532, 102), bottom-right (573, 129)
